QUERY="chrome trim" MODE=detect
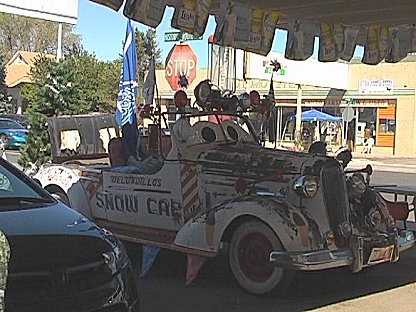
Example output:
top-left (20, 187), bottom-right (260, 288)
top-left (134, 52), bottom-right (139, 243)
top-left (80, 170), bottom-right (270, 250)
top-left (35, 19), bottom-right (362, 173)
top-left (270, 249), bottom-right (354, 271)
top-left (398, 230), bottom-right (416, 253)
top-left (270, 231), bottom-right (416, 271)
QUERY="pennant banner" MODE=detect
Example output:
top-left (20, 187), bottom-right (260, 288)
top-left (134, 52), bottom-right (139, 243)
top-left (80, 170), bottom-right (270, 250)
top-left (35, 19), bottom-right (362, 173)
top-left (185, 254), bottom-right (207, 285)
top-left (139, 245), bottom-right (161, 278)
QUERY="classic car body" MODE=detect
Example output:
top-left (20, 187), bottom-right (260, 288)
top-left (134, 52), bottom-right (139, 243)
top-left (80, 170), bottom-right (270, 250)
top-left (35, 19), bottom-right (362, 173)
top-left (35, 101), bottom-right (415, 295)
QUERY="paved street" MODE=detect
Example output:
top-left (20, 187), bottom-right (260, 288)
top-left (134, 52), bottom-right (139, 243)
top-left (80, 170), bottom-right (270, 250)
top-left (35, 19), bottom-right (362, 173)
top-left (5, 150), bottom-right (416, 311)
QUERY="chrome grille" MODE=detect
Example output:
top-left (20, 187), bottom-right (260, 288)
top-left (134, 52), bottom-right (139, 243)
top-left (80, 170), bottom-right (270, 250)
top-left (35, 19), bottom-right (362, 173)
top-left (321, 163), bottom-right (349, 241)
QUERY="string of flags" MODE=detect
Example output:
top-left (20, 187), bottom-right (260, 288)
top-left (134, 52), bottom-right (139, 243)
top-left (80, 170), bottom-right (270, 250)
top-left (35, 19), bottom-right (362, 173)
top-left (139, 244), bottom-right (208, 286)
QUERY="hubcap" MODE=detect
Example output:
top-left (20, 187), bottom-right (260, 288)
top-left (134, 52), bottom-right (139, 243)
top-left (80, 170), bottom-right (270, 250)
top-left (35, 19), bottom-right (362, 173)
top-left (238, 232), bottom-right (274, 283)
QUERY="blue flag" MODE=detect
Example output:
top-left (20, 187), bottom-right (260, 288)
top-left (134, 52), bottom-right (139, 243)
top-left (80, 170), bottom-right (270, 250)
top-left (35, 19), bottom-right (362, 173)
top-left (116, 19), bottom-right (137, 127)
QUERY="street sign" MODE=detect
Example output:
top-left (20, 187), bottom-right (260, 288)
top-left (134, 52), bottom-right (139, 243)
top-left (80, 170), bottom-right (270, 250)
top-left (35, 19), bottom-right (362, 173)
top-left (165, 44), bottom-right (197, 91)
top-left (164, 31), bottom-right (203, 42)
top-left (341, 98), bottom-right (356, 105)
top-left (342, 107), bottom-right (355, 122)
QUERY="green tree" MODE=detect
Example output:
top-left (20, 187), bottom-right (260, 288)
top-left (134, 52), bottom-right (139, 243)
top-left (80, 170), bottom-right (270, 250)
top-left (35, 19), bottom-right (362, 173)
top-left (19, 55), bottom-right (82, 169)
top-left (0, 13), bottom-right (81, 59)
top-left (0, 54), bottom-right (10, 114)
top-left (70, 50), bottom-right (121, 113)
top-left (19, 52), bottom-right (121, 169)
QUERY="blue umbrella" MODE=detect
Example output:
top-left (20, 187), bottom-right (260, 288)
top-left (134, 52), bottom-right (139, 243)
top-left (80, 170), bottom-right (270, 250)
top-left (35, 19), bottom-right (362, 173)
top-left (288, 109), bottom-right (341, 122)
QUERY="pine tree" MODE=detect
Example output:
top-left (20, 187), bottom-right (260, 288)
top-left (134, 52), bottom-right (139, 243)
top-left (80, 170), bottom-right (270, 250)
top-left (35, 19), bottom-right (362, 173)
top-left (19, 55), bottom-right (81, 170)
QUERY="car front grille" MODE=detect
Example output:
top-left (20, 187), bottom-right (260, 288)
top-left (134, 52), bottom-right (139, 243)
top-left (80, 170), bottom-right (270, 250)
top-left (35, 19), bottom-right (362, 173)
top-left (321, 162), bottom-right (349, 246)
top-left (5, 258), bottom-right (117, 311)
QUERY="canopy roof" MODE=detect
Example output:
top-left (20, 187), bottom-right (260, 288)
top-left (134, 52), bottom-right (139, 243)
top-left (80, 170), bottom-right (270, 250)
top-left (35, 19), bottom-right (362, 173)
top-left (89, 0), bottom-right (416, 63)
top-left (288, 109), bottom-right (342, 122)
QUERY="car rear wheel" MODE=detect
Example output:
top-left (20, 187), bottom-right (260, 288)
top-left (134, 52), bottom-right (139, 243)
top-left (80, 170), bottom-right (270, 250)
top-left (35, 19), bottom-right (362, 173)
top-left (229, 221), bottom-right (294, 295)
top-left (48, 188), bottom-right (70, 206)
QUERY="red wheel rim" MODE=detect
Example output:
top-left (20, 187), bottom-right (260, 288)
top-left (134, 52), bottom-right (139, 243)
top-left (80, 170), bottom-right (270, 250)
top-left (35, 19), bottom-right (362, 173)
top-left (238, 232), bottom-right (274, 283)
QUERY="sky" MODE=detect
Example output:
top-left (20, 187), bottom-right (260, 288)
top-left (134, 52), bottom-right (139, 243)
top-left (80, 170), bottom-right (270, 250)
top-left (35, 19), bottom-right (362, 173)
top-left (75, 0), bottom-right (363, 67)
top-left (75, 0), bottom-right (289, 67)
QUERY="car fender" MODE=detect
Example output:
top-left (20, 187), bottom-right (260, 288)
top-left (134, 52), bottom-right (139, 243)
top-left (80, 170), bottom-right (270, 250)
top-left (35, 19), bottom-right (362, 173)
top-left (174, 195), bottom-right (322, 255)
top-left (34, 165), bottom-right (93, 219)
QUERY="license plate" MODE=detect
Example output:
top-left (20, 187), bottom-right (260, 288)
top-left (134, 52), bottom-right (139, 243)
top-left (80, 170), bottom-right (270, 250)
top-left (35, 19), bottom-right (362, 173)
top-left (368, 245), bottom-right (395, 265)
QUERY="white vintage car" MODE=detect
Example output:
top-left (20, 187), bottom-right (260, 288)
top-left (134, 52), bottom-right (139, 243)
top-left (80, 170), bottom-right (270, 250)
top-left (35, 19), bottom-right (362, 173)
top-left (35, 82), bottom-right (415, 295)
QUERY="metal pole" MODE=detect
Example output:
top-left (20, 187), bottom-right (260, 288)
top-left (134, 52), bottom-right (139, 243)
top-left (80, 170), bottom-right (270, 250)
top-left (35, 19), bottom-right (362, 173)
top-left (57, 23), bottom-right (62, 61)
top-left (295, 84), bottom-right (302, 141)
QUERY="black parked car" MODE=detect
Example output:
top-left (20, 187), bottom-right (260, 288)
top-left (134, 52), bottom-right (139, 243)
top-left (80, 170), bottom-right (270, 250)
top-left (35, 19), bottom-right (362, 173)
top-left (0, 158), bottom-right (139, 311)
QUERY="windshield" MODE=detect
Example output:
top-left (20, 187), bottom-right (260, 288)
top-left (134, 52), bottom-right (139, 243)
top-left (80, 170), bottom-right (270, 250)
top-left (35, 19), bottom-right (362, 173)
top-left (0, 159), bottom-right (54, 208)
top-left (0, 119), bottom-right (25, 130)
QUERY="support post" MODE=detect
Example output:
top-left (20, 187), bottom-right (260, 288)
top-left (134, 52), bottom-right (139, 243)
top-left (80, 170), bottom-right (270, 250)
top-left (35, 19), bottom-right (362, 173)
top-left (57, 23), bottom-right (62, 61)
top-left (295, 84), bottom-right (302, 141)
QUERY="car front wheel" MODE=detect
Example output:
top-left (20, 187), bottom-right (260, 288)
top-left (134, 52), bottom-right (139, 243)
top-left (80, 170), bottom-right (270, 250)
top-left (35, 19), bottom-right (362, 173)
top-left (229, 221), bottom-right (294, 295)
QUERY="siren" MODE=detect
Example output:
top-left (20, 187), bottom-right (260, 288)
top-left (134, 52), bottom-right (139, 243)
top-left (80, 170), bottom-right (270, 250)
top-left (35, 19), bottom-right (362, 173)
top-left (174, 90), bottom-right (188, 108)
top-left (249, 90), bottom-right (261, 106)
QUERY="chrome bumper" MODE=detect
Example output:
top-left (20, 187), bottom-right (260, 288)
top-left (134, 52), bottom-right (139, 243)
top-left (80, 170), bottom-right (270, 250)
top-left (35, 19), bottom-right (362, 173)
top-left (270, 230), bottom-right (415, 271)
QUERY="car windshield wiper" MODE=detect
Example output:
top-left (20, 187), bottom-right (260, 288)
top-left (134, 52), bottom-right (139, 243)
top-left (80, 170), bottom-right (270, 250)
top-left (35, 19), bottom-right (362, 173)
top-left (0, 197), bottom-right (55, 206)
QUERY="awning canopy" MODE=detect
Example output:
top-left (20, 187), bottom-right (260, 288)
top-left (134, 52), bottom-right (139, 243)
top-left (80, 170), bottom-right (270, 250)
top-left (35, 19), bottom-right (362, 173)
top-left (89, 0), bottom-right (416, 64)
top-left (288, 109), bottom-right (342, 122)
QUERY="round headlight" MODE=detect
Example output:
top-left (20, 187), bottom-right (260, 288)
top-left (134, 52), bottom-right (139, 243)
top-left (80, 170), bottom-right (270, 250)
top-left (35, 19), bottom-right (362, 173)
top-left (294, 176), bottom-right (319, 198)
top-left (194, 80), bottom-right (211, 107)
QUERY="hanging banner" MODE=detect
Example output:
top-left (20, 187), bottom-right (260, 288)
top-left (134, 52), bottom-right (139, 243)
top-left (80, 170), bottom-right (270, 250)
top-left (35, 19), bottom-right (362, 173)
top-left (213, 1), bottom-right (237, 46)
top-left (124, 0), bottom-right (166, 28)
top-left (334, 23), bottom-right (345, 55)
top-left (362, 26), bottom-right (382, 65)
top-left (230, 3), bottom-right (252, 49)
top-left (378, 25), bottom-right (389, 59)
top-left (318, 22), bottom-right (338, 62)
top-left (90, 0), bottom-right (123, 11)
top-left (245, 7), bottom-right (264, 52)
top-left (340, 27), bottom-right (360, 61)
top-left (385, 26), bottom-right (412, 63)
top-left (285, 19), bottom-right (317, 61)
top-left (411, 25), bottom-right (416, 52)
top-left (260, 10), bottom-right (280, 55)
top-left (171, 0), bottom-right (212, 37)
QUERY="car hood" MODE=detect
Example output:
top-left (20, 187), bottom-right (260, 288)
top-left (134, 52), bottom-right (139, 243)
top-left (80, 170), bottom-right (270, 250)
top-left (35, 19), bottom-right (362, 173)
top-left (0, 202), bottom-right (112, 272)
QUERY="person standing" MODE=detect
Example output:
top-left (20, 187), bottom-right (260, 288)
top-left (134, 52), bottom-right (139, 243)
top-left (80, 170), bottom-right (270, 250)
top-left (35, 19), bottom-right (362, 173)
top-left (346, 119), bottom-right (356, 151)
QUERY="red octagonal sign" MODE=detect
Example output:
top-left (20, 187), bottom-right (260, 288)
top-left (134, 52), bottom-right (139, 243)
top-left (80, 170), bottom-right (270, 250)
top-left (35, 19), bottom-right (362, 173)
top-left (165, 44), bottom-right (197, 91)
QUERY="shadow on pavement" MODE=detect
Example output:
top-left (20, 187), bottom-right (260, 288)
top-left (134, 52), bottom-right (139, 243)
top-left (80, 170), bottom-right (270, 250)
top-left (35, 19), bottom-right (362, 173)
top-left (122, 241), bottom-right (416, 312)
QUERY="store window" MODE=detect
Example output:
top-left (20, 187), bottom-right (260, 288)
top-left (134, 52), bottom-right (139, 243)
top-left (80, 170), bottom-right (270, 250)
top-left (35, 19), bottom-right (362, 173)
top-left (379, 118), bottom-right (396, 134)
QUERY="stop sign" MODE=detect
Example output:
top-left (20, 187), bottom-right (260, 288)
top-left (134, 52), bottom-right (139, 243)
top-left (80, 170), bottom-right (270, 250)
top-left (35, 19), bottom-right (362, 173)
top-left (165, 44), bottom-right (197, 91)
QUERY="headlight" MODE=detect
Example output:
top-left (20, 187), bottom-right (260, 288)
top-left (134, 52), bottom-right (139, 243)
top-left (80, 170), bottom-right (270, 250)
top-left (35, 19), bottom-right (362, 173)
top-left (101, 228), bottom-right (128, 274)
top-left (294, 175), bottom-right (319, 198)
